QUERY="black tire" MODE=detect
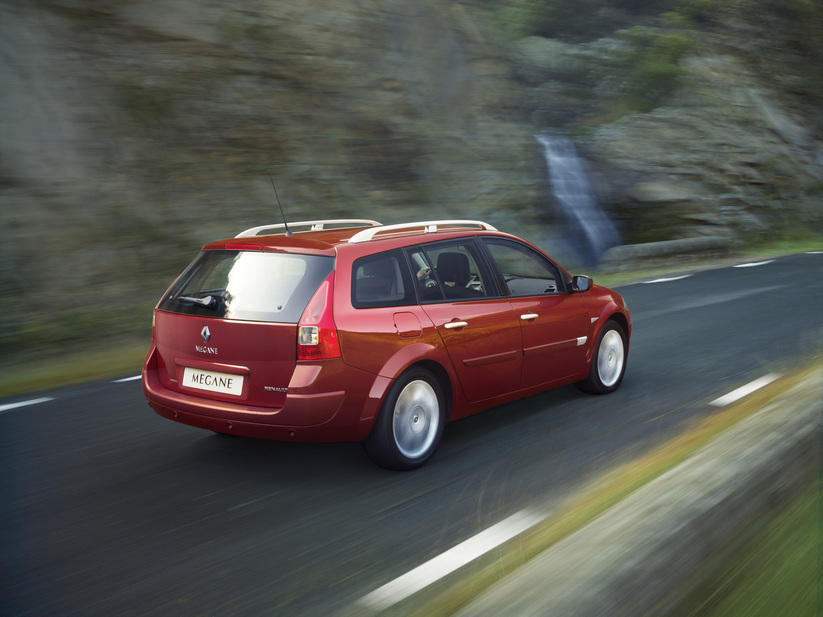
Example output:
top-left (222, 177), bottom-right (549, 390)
top-left (576, 320), bottom-right (627, 395)
top-left (363, 368), bottom-right (446, 470)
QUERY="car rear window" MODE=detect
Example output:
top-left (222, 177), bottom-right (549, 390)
top-left (158, 250), bottom-right (334, 323)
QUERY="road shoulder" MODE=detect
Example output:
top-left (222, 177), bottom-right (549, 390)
top-left (454, 367), bottom-right (821, 617)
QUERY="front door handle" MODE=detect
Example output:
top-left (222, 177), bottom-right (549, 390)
top-left (444, 321), bottom-right (468, 329)
top-left (520, 313), bottom-right (539, 321)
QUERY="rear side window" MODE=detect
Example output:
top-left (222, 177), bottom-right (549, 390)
top-left (158, 250), bottom-right (334, 323)
top-left (352, 250), bottom-right (415, 309)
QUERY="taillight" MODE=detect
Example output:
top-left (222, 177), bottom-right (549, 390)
top-left (297, 272), bottom-right (341, 360)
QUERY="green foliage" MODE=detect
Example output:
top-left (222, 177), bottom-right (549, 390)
top-left (497, 0), bottom-right (729, 40)
top-left (674, 478), bottom-right (820, 617)
top-left (499, 0), bottom-right (606, 40)
top-left (670, 0), bottom-right (722, 22)
top-left (623, 30), bottom-right (693, 111)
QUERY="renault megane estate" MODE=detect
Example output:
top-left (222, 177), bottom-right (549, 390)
top-left (142, 219), bottom-right (631, 469)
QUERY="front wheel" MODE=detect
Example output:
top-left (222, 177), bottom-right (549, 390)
top-left (363, 368), bottom-right (446, 470)
top-left (577, 321), bottom-right (627, 395)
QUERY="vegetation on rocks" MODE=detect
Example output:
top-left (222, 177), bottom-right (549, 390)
top-left (0, 0), bottom-right (821, 366)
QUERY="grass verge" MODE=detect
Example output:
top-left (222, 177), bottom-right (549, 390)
top-left (592, 238), bottom-right (823, 288)
top-left (394, 363), bottom-right (821, 617)
top-left (0, 340), bottom-right (149, 399)
top-left (672, 476), bottom-right (820, 617)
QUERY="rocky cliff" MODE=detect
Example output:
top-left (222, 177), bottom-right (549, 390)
top-left (1, 0), bottom-right (821, 359)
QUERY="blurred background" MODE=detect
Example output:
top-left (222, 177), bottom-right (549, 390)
top-left (1, 0), bottom-right (822, 371)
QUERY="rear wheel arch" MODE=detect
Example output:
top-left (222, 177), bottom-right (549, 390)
top-left (363, 363), bottom-right (451, 470)
top-left (412, 360), bottom-right (453, 421)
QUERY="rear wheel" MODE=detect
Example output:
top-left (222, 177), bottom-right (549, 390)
top-left (577, 320), bottom-right (627, 394)
top-left (363, 368), bottom-right (446, 470)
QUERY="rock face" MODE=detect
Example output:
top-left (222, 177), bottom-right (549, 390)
top-left (589, 59), bottom-right (823, 244)
top-left (511, 2), bottom-right (823, 245)
top-left (0, 0), bottom-right (821, 358)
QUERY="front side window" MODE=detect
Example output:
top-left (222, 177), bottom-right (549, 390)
top-left (483, 239), bottom-right (563, 296)
top-left (158, 250), bottom-right (334, 323)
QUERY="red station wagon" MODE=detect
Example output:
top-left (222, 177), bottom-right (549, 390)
top-left (142, 220), bottom-right (631, 469)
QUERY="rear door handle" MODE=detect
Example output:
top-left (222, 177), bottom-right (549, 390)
top-left (520, 313), bottom-right (539, 321)
top-left (444, 321), bottom-right (468, 329)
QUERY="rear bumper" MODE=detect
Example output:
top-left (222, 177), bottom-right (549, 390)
top-left (142, 345), bottom-right (382, 442)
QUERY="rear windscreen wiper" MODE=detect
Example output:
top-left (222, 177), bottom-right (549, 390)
top-left (175, 295), bottom-right (218, 309)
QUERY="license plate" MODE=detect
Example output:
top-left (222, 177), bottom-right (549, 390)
top-left (182, 367), bottom-right (244, 396)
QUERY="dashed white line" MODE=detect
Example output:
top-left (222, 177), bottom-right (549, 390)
top-left (112, 375), bottom-right (142, 383)
top-left (0, 397), bottom-right (55, 413)
top-left (643, 275), bottom-right (692, 284)
top-left (357, 509), bottom-right (545, 612)
top-left (709, 374), bottom-right (781, 407)
top-left (734, 260), bottom-right (775, 268)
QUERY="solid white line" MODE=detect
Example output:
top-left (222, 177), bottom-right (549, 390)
top-left (734, 260), bottom-right (775, 268)
top-left (643, 275), bottom-right (692, 284)
top-left (709, 374), bottom-right (781, 407)
top-left (113, 375), bottom-right (142, 383)
top-left (358, 509), bottom-right (544, 611)
top-left (806, 251), bottom-right (823, 255)
top-left (0, 397), bottom-right (55, 413)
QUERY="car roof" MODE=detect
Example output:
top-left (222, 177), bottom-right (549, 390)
top-left (202, 220), bottom-right (505, 255)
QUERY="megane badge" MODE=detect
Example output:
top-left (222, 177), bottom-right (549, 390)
top-left (201, 326), bottom-right (211, 343)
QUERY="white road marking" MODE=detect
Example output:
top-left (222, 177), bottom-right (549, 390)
top-left (112, 375), bottom-right (142, 383)
top-left (357, 509), bottom-right (545, 611)
top-left (806, 251), bottom-right (823, 255)
top-left (734, 260), bottom-right (775, 268)
top-left (709, 374), bottom-right (781, 407)
top-left (0, 397), bottom-right (55, 413)
top-left (643, 275), bottom-right (692, 284)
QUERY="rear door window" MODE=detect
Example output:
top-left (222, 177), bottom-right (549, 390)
top-left (158, 250), bottom-right (334, 323)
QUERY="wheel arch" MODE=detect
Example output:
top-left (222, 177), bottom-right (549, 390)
top-left (409, 359), bottom-right (454, 422)
top-left (605, 311), bottom-right (630, 353)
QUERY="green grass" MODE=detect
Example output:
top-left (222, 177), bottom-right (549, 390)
top-left (593, 237), bottom-right (823, 288)
top-left (674, 477), bottom-right (821, 617)
top-left (0, 340), bottom-right (148, 398)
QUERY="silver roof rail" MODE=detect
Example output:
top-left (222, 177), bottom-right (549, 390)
top-left (348, 220), bottom-right (497, 244)
top-left (236, 219), bottom-right (381, 238)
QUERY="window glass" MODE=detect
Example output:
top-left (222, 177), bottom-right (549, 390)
top-left (352, 250), bottom-right (415, 308)
top-left (158, 250), bottom-right (334, 323)
top-left (483, 239), bottom-right (562, 296)
top-left (416, 242), bottom-right (489, 301)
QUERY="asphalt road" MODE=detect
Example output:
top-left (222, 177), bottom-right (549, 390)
top-left (2, 252), bottom-right (821, 617)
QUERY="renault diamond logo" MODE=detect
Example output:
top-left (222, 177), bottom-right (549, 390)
top-left (200, 326), bottom-right (211, 343)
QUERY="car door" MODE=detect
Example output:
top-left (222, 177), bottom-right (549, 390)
top-left (481, 238), bottom-right (592, 388)
top-left (410, 241), bottom-right (523, 403)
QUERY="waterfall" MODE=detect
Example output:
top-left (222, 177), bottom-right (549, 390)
top-left (536, 133), bottom-right (619, 267)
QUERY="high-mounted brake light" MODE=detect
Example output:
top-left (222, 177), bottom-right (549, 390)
top-left (297, 272), bottom-right (341, 360)
top-left (223, 243), bottom-right (265, 251)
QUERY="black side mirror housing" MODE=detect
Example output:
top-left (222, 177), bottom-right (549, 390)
top-left (572, 275), bottom-right (592, 292)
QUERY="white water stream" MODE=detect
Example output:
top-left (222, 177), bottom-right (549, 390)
top-left (537, 133), bottom-right (619, 266)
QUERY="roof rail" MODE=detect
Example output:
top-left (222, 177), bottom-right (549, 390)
top-left (236, 219), bottom-right (381, 238)
top-left (348, 220), bottom-right (498, 244)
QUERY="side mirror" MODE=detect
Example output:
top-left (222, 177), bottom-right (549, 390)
top-left (572, 275), bottom-right (592, 292)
